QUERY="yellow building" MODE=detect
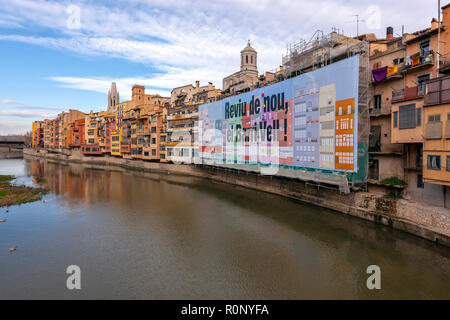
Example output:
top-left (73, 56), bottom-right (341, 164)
top-left (32, 122), bottom-right (37, 148)
top-left (111, 127), bottom-right (122, 156)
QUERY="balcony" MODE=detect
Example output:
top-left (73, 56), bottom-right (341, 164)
top-left (424, 76), bottom-right (450, 106)
top-left (120, 144), bottom-right (131, 153)
top-left (81, 144), bottom-right (102, 155)
top-left (370, 105), bottom-right (391, 117)
top-left (371, 67), bottom-right (403, 85)
top-left (167, 112), bottom-right (198, 121)
top-left (402, 51), bottom-right (434, 73)
top-left (438, 54), bottom-right (450, 74)
top-left (425, 121), bottom-right (442, 140)
top-left (392, 86), bottom-right (423, 103)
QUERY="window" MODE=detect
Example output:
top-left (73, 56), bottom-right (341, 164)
top-left (420, 40), bottom-right (430, 57)
top-left (417, 145), bottom-right (423, 168)
top-left (152, 149), bottom-right (156, 156)
top-left (417, 174), bottom-right (424, 188)
top-left (428, 114), bottom-right (441, 122)
top-left (246, 55), bottom-right (248, 64)
top-left (418, 74), bottom-right (430, 94)
top-left (447, 156), bottom-right (450, 171)
top-left (88, 139), bottom-right (94, 144)
top-left (393, 111), bottom-right (398, 128)
top-left (373, 95), bottom-right (381, 110)
top-left (416, 108), bottom-right (421, 126)
top-left (427, 155), bottom-right (441, 170)
top-left (399, 104), bottom-right (416, 129)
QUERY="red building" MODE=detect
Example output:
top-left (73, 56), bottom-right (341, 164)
top-left (104, 117), bottom-right (116, 154)
top-left (70, 119), bottom-right (85, 148)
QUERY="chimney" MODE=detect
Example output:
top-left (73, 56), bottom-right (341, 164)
top-left (196, 80), bottom-right (200, 88)
top-left (386, 26), bottom-right (394, 39)
top-left (431, 18), bottom-right (438, 29)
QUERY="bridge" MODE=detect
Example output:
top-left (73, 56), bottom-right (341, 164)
top-left (0, 136), bottom-right (26, 148)
top-left (0, 136), bottom-right (25, 159)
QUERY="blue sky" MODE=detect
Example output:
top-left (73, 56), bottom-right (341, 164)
top-left (0, 0), bottom-right (439, 134)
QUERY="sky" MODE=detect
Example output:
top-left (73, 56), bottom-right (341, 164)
top-left (0, 0), bottom-right (440, 134)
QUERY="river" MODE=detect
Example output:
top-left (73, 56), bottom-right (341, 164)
top-left (0, 158), bottom-right (449, 299)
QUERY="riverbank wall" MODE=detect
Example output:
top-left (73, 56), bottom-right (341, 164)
top-left (23, 148), bottom-right (450, 247)
top-left (0, 147), bottom-right (23, 159)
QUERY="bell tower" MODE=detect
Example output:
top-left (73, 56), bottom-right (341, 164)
top-left (107, 82), bottom-right (119, 112)
top-left (240, 40), bottom-right (258, 73)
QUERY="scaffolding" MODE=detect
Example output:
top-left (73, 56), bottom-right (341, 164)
top-left (281, 33), bottom-right (371, 192)
top-left (281, 30), bottom-right (363, 79)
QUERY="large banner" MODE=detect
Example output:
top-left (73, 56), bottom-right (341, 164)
top-left (199, 55), bottom-right (360, 176)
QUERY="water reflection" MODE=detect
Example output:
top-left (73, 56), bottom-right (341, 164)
top-left (0, 158), bottom-right (449, 299)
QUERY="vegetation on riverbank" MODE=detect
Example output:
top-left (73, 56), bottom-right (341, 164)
top-left (0, 175), bottom-right (46, 207)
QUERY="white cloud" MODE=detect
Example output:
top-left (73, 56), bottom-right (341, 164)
top-left (48, 65), bottom-right (229, 99)
top-left (0, 99), bottom-right (19, 104)
top-left (0, 110), bottom-right (58, 118)
top-left (0, 0), bottom-right (439, 96)
top-left (0, 121), bottom-right (31, 135)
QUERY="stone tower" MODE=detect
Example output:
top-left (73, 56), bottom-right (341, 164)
top-left (107, 82), bottom-right (120, 112)
top-left (240, 40), bottom-right (257, 73)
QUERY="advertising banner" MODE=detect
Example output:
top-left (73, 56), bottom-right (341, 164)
top-left (199, 55), bottom-right (360, 177)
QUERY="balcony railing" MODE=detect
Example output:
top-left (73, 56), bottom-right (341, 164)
top-left (403, 51), bottom-right (434, 73)
top-left (425, 76), bottom-right (450, 106)
top-left (392, 86), bottom-right (423, 102)
top-left (370, 105), bottom-right (391, 116)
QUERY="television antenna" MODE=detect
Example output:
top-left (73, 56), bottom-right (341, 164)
top-left (351, 14), bottom-right (365, 37)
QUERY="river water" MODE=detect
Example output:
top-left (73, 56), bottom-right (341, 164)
top-left (0, 158), bottom-right (449, 299)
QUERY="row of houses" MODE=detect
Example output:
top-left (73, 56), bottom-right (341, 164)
top-left (32, 82), bottom-right (220, 164)
top-left (32, 3), bottom-right (450, 207)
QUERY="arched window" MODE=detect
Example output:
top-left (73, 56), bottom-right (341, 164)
top-left (251, 55), bottom-right (253, 64)
top-left (246, 55), bottom-right (248, 64)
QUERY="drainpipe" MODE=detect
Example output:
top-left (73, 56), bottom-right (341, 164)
top-left (437, 0), bottom-right (441, 78)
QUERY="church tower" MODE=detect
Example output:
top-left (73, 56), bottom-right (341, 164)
top-left (107, 82), bottom-right (119, 112)
top-left (240, 40), bottom-right (258, 73)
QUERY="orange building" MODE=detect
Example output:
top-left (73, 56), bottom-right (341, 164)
top-left (335, 98), bottom-right (355, 171)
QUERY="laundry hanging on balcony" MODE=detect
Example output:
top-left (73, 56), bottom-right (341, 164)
top-left (412, 54), bottom-right (421, 66)
top-left (405, 56), bottom-right (412, 66)
top-left (387, 65), bottom-right (398, 76)
top-left (372, 66), bottom-right (388, 82)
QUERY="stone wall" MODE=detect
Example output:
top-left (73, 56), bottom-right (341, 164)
top-left (0, 147), bottom-right (23, 159)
